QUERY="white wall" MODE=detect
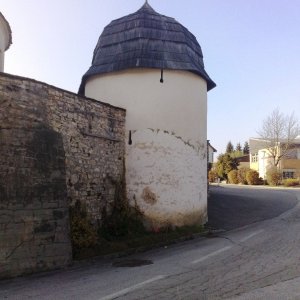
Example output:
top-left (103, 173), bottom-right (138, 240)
top-left (0, 15), bottom-right (11, 72)
top-left (85, 69), bottom-right (207, 144)
top-left (258, 150), bottom-right (267, 178)
top-left (0, 26), bottom-right (6, 71)
top-left (258, 149), bottom-right (276, 178)
top-left (126, 129), bottom-right (207, 228)
top-left (208, 145), bottom-right (215, 164)
top-left (85, 68), bottom-right (208, 228)
top-left (0, 50), bottom-right (4, 72)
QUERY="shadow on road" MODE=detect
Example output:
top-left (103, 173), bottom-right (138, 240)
top-left (207, 185), bottom-right (298, 231)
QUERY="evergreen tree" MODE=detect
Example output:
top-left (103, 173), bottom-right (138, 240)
top-left (232, 141), bottom-right (243, 158)
top-left (243, 141), bottom-right (250, 155)
top-left (236, 142), bottom-right (242, 152)
top-left (225, 141), bottom-right (234, 153)
top-left (216, 153), bottom-right (239, 181)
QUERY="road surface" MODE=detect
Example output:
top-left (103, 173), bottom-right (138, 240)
top-left (208, 184), bottom-right (298, 230)
top-left (1, 185), bottom-right (300, 299)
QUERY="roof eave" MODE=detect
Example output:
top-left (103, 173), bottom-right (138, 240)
top-left (79, 66), bottom-right (216, 95)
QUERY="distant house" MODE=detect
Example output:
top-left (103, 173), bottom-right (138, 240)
top-left (236, 154), bottom-right (250, 169)
top-left (207, 141), bottom-right (217, 165)
top-left (249, 138), bottom-right (300, 179)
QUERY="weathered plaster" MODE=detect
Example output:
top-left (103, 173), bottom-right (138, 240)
top-left (85, 68), bottom-right (208, 228)
top-left (126, 129), bottom-right (207, 229)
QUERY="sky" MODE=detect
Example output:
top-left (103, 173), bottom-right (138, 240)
top-left (1, 0), bottom-right (300, 155)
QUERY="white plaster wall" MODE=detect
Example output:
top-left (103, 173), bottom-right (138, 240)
top-left (0, 16), bottom-right (10, 72)
top-left (0, 26), bottom-right (6, 71)
top-left (126, 129), bottom-right (207, 228)
top-left (0, 50), bottom-right (4, 73)
top-left (208, 146), bottom-right (215, 164)
top-left (85, 68), bottom-right (208, 228)
top-left (0, 25), bottom-right (6, 51)
top-left (258, 149), bottom-right (274, 178)
top-left (85, 69), bottom-right (207, 145)
top-left (258, 150), bottom-right (267, 178)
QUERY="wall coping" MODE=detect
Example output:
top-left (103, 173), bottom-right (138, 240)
top-left (0, 71), bottom-right (126, 112)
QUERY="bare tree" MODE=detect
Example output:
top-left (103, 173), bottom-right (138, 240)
top-left (258, 109), bottom-right (300, 166)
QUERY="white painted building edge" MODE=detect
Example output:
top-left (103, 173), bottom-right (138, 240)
top-left (0, 12), bottom-right (12, 72)
top-left (85, 68), bottom-right (207, 144)
top-left (126, 129), bottom-right (208, 228)
top-left (85, 68), bottom-right (209, 227)
top-left (208, 143), bottom-right (217, 164)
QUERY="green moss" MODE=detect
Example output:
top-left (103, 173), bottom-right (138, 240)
top-left (69, 201), bottom-right (98, 258)
top-left (100, 172), bottom-right (146, 240)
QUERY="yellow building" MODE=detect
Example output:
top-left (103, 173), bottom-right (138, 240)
top-left (249, 138), bottom-right (300, 179)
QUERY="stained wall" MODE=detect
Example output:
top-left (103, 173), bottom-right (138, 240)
top-left (0, 73), bottom-right (125, 278)
top-left (85, 68), bottom-right (208, 228)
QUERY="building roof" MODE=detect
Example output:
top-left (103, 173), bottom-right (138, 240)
top-left (249, 137), bottom-right (300, 154)
top-left (236, 155), bottom-right (250, 163)
top-left (207, 141), bottom-right (217, 152)
top-left (79, 2), bottom-right (216, 94)
top-left (0, 11), bottom-right (12, 50)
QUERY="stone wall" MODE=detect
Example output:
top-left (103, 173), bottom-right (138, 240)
top-left (0, 126), bottom-right (71, 279)
top-left (0, 72), bottom-right (126, 278)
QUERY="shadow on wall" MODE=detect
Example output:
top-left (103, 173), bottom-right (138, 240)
top-left (0, 126), bottom-right (72, 279)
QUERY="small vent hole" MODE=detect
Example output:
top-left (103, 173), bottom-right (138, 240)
top-left (128, 130), bottom-right (132, 145)
top-left (160, 69), bottom-right (164, 83)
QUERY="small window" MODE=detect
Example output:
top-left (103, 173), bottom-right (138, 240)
top-left (283, 171), bottom-right (294, 179)
top-left (251, 153), bottom-right (258, 163)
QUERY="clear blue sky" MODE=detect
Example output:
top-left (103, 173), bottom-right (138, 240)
top-left (2, 0), bottom-right (300, 154)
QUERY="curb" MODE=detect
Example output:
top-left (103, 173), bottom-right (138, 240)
top-left (210, 183), bottom-right (300, 190)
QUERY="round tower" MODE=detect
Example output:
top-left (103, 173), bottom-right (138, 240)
top-left (0, 12), bottom-right (12, 72)
top-left (80, 2), bottom-right (215, 229)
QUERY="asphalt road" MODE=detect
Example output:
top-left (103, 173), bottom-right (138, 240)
top-left (1, 186), bottom-right (300, 299)
top-left (208, 185), bottom-right (298, 230)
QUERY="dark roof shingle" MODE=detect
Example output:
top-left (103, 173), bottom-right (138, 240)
top-left (79, 2), bottom-right (215, 94)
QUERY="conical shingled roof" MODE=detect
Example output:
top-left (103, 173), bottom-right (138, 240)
top-left (79, 2), bottom-right (216, 94)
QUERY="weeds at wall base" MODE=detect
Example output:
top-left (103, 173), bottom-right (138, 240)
top-left (73, 224), bottom-right (205, 260)
top-left (70, 172), bottom-right (206, 260)
top-left (70, 200), bottom-right (205, 260)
